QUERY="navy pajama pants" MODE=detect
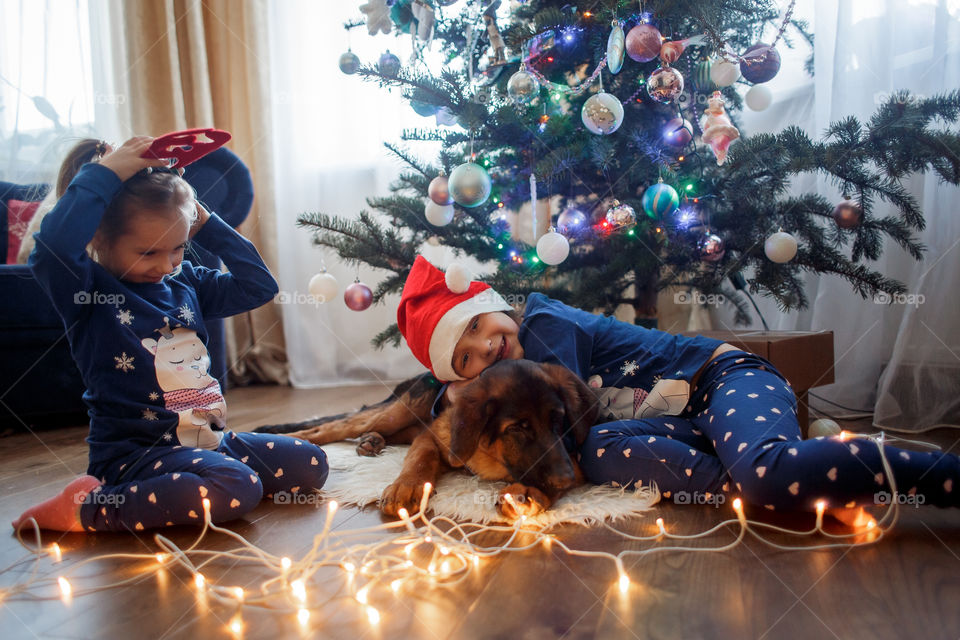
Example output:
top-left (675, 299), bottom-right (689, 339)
top-left (79, 431), bottom-right (329, 532)
top-left (580, 351), bottom-right (960, 512)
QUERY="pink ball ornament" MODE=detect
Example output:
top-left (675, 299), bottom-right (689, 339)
top-left (663, 117), bottom-right (693, 147)
top-left (625, 24), bottom-right (663, 63)
top-left (344, 280), bottom-right (373, 311)
top-left (739, 43), bottom-right (781, 84)
top-left (428, 175), bottom-right (453, 205)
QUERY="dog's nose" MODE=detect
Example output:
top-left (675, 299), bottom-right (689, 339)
top-left (545, 471), bottom-right (576, 492)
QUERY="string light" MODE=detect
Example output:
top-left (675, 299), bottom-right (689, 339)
top-left (1, 432), bottom-right (907, 630)
top-left (50, 543), bottom-right (61, 563)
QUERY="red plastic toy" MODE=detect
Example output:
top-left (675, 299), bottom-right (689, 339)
top-left (140, 128), bottom-right (232, 169)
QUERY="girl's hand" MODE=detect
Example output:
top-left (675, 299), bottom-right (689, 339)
top-left (190, 201), bottom-right (211, 239)
top-left (97, 136), bottom-right (169, 182)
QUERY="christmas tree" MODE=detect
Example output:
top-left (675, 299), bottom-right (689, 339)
top-left (300, 0), bottom-right (960, 348)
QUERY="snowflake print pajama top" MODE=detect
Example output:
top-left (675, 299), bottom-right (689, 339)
top-left (518, 294), bottom-right (960, 512)
top-left (30, 164), bottom-right (328, 531)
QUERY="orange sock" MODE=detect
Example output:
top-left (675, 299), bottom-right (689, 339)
top-left (11, 475), bottom-right (102, 533)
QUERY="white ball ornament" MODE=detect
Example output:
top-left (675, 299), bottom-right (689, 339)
top-left (308, 271), bottom-right (339, 303)
top-left (536, 229), bottom-right (570, 265)
top-left (764, 230), bottom-right (798, 263)
top-left (745, 84), bottom-right (773, 111)
top-left (709, 59), bottom-right (740, 87)
top-left (581, 92), bottom-right (624, 135)
top-left (425, 200), bottom-right (454, 226)
top-left (808, 419), bottom-right (842, 438)
top-left (444, 263), bottom-right (472, 294)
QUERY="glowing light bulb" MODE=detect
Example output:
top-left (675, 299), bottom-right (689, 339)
top-left (233, 587), bottom-right (245, 601)
top-left (281, 557), bottom-right (292, 571)
top-left (297, 608), bottom-right (310, 626)
top-left (155, 553), bottom-right (167, 564)
top-left (441, 560), bottom-right (451, 575)
top-left (542, 536), bottom-right (552, 549)
top-left (390, 579), bottom-right (403, 593)
top-left (425, 535), bottom-right (432, 544)
top-left (194, 573), bottom-right (205, 589)
top-left (656, 517), bottom-right (666, 534)
top-left (815, 500), bottom-right (826, 514)
top-left (58, 576), bottom-right (71, 597)
top-left (733, 498), bottom-right (743, 512)
top-left (343, 562), bottom-right (356, 573)
top-left (397, 508), bottom-right (409, 519)
top-left (228, 615), bottom-right (243, 636)
top-left (202, 498), bottom-right (211, 514)
top-left (356, 586), bottom-right (369, 604)
top-left (618, 573), bottom-right (630, 594)
top-left (291, 579), bottom-right (306, 603)
top-left (367, 606), bottom-right (381, 625)
top-left (328, 500), bottom-right (339, 514)
top-left (440, 546), bottom-right (450, 555)
top-left (50, 543), bottom-right (62, 563)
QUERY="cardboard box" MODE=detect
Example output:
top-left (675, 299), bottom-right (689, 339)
top-left (682, 330), bottom-right (835, 436)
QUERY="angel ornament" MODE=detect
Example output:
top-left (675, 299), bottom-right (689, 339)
top-left (483, 0), bottom-right (507, 67)
top-left (700, 91), bottom-right (740, 166)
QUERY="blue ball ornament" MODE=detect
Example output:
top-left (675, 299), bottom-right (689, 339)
top-left (378, 51), bottom-right (401, 78)
top-left (642, 181), bottom-right (679, 219)
top-left (338, 51), bottom-right (360, 75)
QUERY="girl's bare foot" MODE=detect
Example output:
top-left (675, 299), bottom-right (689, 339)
top-left (11, 475), bottom-right (102, 532)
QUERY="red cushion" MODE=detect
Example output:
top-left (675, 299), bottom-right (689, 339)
top-left (6, 199), bottom-right (41, 264)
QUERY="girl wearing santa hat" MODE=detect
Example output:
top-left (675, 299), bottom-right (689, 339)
top-left (396, 255), bottom-right (960, 522)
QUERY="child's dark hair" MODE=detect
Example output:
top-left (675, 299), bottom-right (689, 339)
top-left (55, 138), bottom-right (108, 198)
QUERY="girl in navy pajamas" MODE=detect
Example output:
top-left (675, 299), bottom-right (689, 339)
top-left (12, 137), bottom-right (328, 533)
top-left (397, 256), bottom-right (960, 521)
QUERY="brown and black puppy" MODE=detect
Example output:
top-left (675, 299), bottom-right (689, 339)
top-left (255, 360), bottom-right (600, 518)
top-left (381, 359), bottom-right (600, 518)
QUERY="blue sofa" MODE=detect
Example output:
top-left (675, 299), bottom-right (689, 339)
top-left (0, 147), bottom-right (255, 429)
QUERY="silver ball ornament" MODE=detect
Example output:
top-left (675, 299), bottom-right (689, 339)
top-left (581, 92), bottom-right (624, 135)
top-left (448, 162), bottom-right (492, 208)
top-left (647, 66), bottom-right (685, 103)
top-left (308, 271), bottom-right (339, 303)
top-left (507, 68), bottom-right (539, 104)
top-left (338, 51), bottom-right (361, 75)
top-left (536, 229), bottom-right (570, 265)
top-left (557, 207), bottom-right (588, 235)
top-left (764, 230), bottom-right (798, 263)
top-left (698, 233), bottom-right (725, 262)
top-left (808, 419), bottom-right (842, 438)
top-left (378, 50), bottom-right (401, 77)
top-left (605, 201), bottom-right (637, 229)
top-left (425, 200), bottom-right (454, 226)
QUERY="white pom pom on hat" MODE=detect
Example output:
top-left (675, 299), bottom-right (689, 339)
top-left (444, 262), bottom-right (472, 294)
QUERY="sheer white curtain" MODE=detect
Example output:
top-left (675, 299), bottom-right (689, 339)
top-left (266, 1), bottom-right (441, 388)
top-left (714, 0), bottom-right (960, 431)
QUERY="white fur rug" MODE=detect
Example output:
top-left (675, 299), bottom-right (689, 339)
top-left (319, 442), bottom-right (661, 526)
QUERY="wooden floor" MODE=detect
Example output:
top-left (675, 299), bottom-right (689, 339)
top-left (2, 382), bottom-right (960, 640)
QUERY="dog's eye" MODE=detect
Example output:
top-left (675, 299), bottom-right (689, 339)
top-left (508, 420), bottom-right (529, 432)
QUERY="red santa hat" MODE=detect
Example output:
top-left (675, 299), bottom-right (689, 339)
top-left (397, 255), bottom-right (512, 382)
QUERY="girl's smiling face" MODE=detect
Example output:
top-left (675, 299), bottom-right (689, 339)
top-left (95, 205), bottom-right (191, 284)
top-left (451, 311), bottom-right (523, 380)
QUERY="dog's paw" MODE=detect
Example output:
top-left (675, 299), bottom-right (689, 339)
top-left (380, 479), bottom-right (425, 517)
top-left (497, 483), bottom-right (550, 519)
top-left (356, 432), bottom-right (386, 457)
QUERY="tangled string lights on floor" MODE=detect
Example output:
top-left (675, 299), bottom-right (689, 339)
top-left (1, 432), bottom-right (911, 633)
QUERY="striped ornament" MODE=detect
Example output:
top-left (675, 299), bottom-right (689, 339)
top-left (642, 182), bottom-right (680, 219)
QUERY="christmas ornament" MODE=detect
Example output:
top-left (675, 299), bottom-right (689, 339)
top-left (739, 43), bottom-right (781, 84)
top-left (581, 92), bottom-right (624, 135)
top-left (642, 180), bottom-right (680, 219)
top-left (428, 174), bottom-right (453, 205)
top-left (344, 280), bottom-right (373, 311)
top-left (605, 201), bottom-right (637, 229)
top-left (557, 207), bottom-right (588, 235)
top-left (764, 230), bottom-right (798, 263)
top-left (482, 1), bottom-right (507, 67)
top-left (308, 271), bottom-right (339, 303)
top-left (659, 35), bottom-right (706, 65)
top-left (448, 162), bottom-right (492, 208)
top-left (808, 419), bottom-right (842, 438)
top-left (700, 91), bottom-right (740, 166)
top-left (338, 50), bottom-right (361, 75)
top-left (425, 200), bottom-right (454, 226)
top-left (832, 198), bottom-right (863, 229)
top-left (536, 228), bottom-right (570, 265)
top-left (692, 60), bottom-right (714, 92)
top-left (359, 0), bottom-right (392, 35)
top-left (606, 21), bottom-right (625, 74)
top-left (507, 66), bottom-right (538, 104)
top-left (663, 117), bottom-right (693, 147)
top-left (697, 232), bottom-right (725, 262)
top-left (646, 66), bottom-right (685, 103)
top-left (625, 23), bottom-right (662, 63)
top-left (745, 84), bottom-right (773, 111)
top-left (444, 263), bottom-right (471, 294)
top-left (709, 59), bottom-right (740, 87)
top-left (410, 0), bottom-right (436, 41)
top-left (378, 51), bottom-right (401, 77)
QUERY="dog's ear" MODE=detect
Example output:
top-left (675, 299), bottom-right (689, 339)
top-left (447, 383), bottom-right (497, 466)
top-left (540, 363), bottom-right (600, 446)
